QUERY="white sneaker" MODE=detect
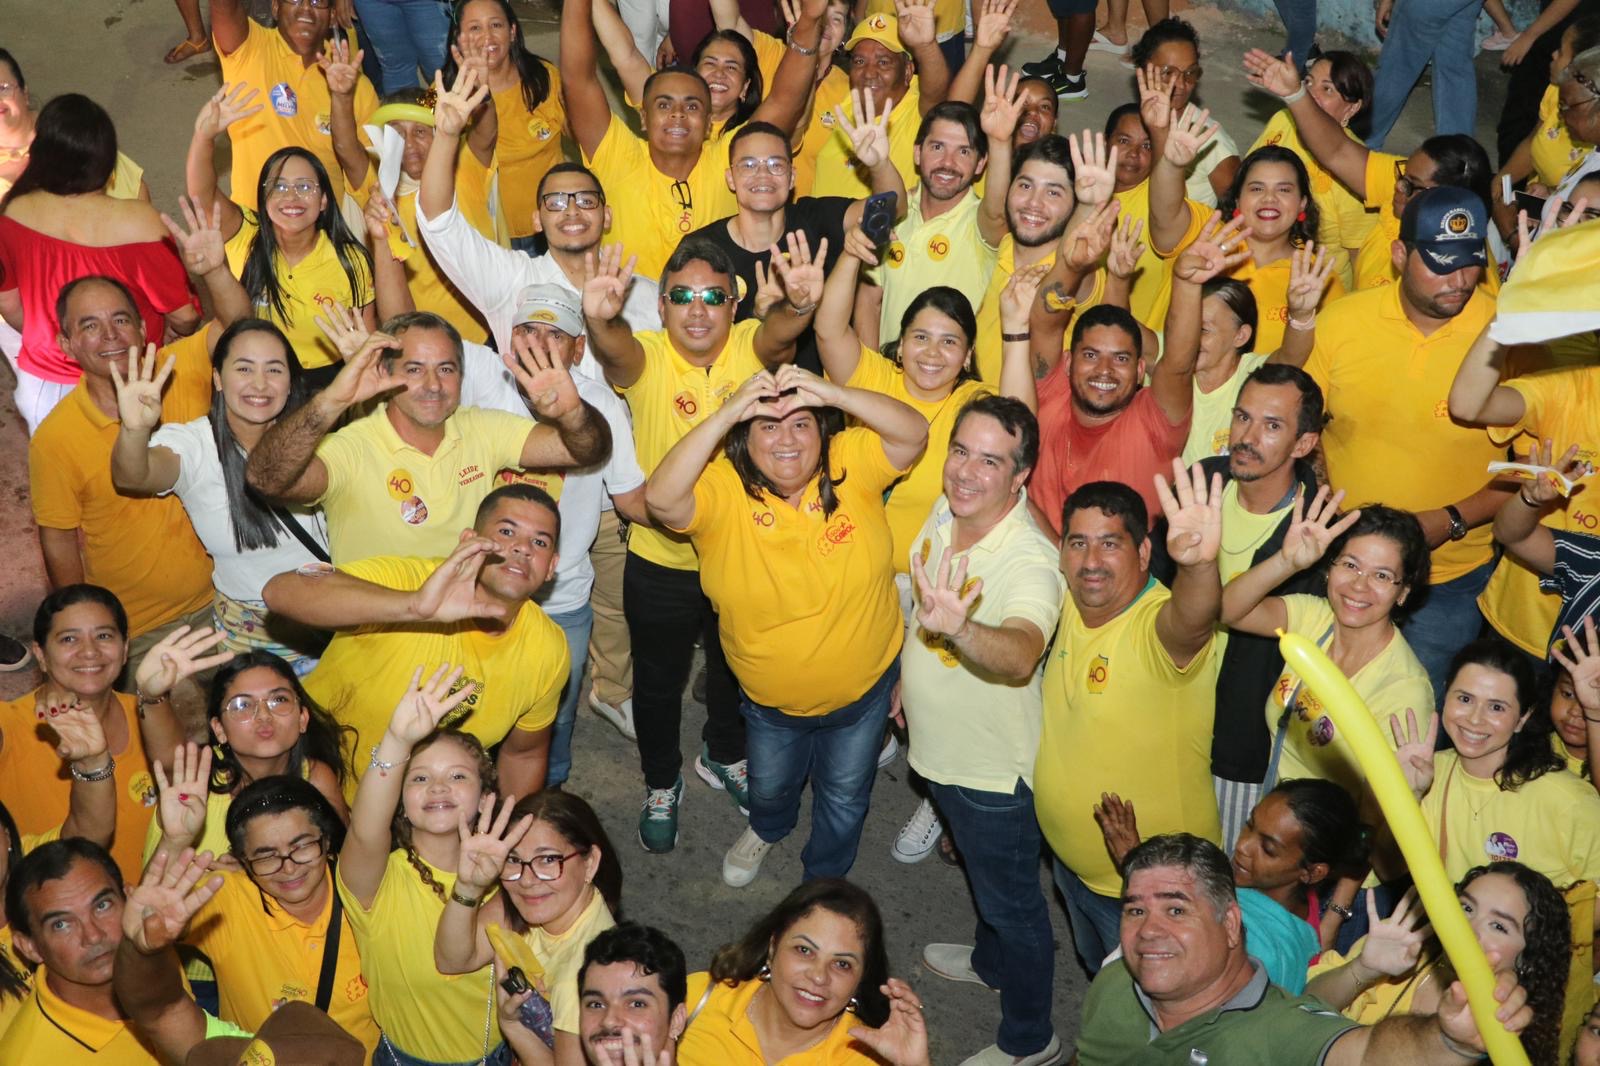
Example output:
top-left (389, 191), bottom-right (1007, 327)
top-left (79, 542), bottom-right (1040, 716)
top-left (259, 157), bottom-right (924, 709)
top-left (588, 687), bottom-right (636, 740)
top-left (957, 1035), bottom-right (1064, 1066)
top-left (891, 798), bottom-right (943, 864)
top-left (921, 943), bottom-right (994, 989)
top-left (878, 732), bottom-right (899, 768)
top-left (722, 826), bottom-right (774, 888)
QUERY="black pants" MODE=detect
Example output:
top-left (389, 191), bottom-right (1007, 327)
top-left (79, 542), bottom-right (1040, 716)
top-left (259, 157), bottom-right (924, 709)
top-left (1496, 5), bottom-right (1578, 167)
top-left (623, 553), bottom-right (744, 789)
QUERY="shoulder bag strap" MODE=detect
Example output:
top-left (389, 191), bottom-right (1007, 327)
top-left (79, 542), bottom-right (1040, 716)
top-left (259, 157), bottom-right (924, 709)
top-left (313, 860), bottom-right (345, 1013)
top-left (1262, 622), bottom-right (1337, 792)
top-left (271, 505), bottom-right (331, 564)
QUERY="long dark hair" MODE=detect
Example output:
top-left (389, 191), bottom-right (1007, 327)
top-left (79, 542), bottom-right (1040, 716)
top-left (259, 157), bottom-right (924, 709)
top-left (242, 148), bottom-right (371, 325)
top-left (1455, 863), bottom-right (1569, 1066)
top-left (1218, 146), bottom-right (1320, 249)
top-left (208, 318), bottom-right (313, 551)
top-left (709, 879), bottom-right (890, 1027)
top-left (2, 93), bottom-right (117, 204)
top-left (1443, 638), bottom-right (1564, 791)
top-left (497, 790), bottom-right (622, 934)
top-left (392, 729), bottom-right (495, 901)
top-left (725, 405), bottom-right (849, 518)
top-left (884, 286), bottom-right (979, 384)
top-left (443, 0), bottom-right (551, 112)
top-left (0, 800), bottom-right (28, 1001)
top-left (692, 29), bottom-right (763, 133)
top-left (207, 651), bottom-right (353, 795)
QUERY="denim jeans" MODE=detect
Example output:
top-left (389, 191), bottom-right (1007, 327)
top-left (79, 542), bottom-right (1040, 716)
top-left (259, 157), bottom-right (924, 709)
top-left (544, 602), bottom-right (595, 789)
top-left (1399, 558), bottom-right (1494, 702)
top-left (742, 663), bottom-right (898, 880)
top-left (353, 0), bottom-right (451, 93)
top-left (1271, 0), bottom-right (1316, 73)
top-left (1365, 0), bottom-right (1481, 147)
top-left (374, 1036), bottom-right (512, 1066)
top-left (1052, 859), bottom-right (1123, 975)
top-left (927, 779), bottom-right (1055, 1056)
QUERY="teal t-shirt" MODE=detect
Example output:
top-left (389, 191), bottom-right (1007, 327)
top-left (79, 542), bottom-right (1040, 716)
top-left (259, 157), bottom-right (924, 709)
top-left (1237, 888), bottom-right (1320, 995)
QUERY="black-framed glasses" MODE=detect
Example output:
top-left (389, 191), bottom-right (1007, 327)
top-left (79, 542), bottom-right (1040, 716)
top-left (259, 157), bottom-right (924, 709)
top-left (671, 180), bottom-right (693, 212)
top-left (540, 190), bottom-right (604, 211)
top-left (503, 850), bottom-right (582, 882)
top-left (244, 836), bottom-right (327, 876)
top-left (223, 693), bottom-right (300, 720)
top-left (666, 286), bottom-right (731, 306)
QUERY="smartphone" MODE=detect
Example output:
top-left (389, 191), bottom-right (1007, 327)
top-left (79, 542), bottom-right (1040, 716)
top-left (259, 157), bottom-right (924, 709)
top-left (860, 191), bottom-right (896, 245)
top-left (501, 966), bottom-right (532, 997)
top-left (1515, 190), bottom-right (1547, 222)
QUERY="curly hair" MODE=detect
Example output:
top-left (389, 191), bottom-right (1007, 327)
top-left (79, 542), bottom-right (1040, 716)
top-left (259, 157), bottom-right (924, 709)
top-left (1458, 863), bottom-right (1570, 1066)
top-left (391, 729), bottom-right (495, 901)
top-left (1218, 146), bottom-right (1321, 249)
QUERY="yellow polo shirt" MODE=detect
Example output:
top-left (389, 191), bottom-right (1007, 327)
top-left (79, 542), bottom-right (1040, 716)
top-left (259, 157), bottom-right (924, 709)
top-left (224, 213), bottom-right (373, 369)
top-left (523, 890), bottom-right (615, 1033)
top-left (973, 241), bottom-right (1108, 385)
top-left (583, 115), bottom-right (737, 279)
top-left (336, 851), bottom-right (500, 1061)
top-left (678, 430), bottom-right (905, 715)
top-left (1228, 253), bottom-right (1347, 353)
top-left (1306, 284), bottom-right (1502, 583)
top-left (1532, 84), bottom-right (1594, 189)
top-left (793, 68), bottom-right (854, 198)
top-left (186, 869), bottom-right (378, 1057)
top-left (1182, 353), bottom-right (1267, 465)
top-left (678, 973), bottom-right (883, 1065)
top-left (811, 80), bottom-right (922, 201)
top-left (621, 319), bottom-right (766, 570)
top-left (1112, 181), bottom-right (1209, 331)
top-left (870, 186), bottom-right (998, 347)
top-left (216, 19), bottom-right (378, 211)
top-left (1479, 367), bottom-right (1600, 654)
top-left (1354, 152), bottom-right (1500, 295)
top-left (1036, 580), bottom-right (1219, 897)
top-left (841, 347), bottom-right (989, 574)
top-left (493, 62), bottom-right (568, 240)
top-left (313, 403), bottom-right (532, 564)
top-left (0, 966), bottom-right (161, 1063)
top-left (1249, 110), bottom-right (1379, 291)
top-left (902, 490), bottom-right (1064, 791)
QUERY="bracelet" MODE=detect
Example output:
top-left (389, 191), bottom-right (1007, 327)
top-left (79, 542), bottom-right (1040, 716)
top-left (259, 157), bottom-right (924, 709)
top-left (450, 886), bottom-right (484, 908)
top-left (1439, 1030), bottom-right (1489, 1061)
top-left (1001, 331), bottom-right (1031, 342)
top-left (368, 744), bottom-right (399, 776)
top-left (786, 301), bottom-right (818, 316)
top-left (785, 26), bottom-right (821, 56)
top-left (1287, 313), bottom-right (1315, 331)
top-left (136, 691), bottom-right (170, 707)
top-left (1327, 902), bottom-right (1354, 920)
top-left (1282, 84), bottom-right (1308, 105)
top-left (70, 756), bottom-right (115, 783)
top-left (1519, 488), bottom-right (1541, 507)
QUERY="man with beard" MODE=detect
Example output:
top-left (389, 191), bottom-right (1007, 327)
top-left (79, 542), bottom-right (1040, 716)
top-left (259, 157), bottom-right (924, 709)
top-left (571, 923), bottom-right (689, 1065)
top-left (1305, 186), bottom-right (1512, 698)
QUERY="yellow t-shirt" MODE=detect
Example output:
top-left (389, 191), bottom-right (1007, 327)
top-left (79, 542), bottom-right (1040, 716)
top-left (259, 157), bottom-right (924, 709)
top-left (142, 790), bottom-right (234, 867)
top-left (1354, 152), bottom-right (1500, 295)
top-left (0, 966), bottom-right (162, 1064)
top-left (1218, 481), bottom-right (1290, 585)
top-left (29, 332), bottom-right (214, 637)
top-left (1182, 352), bottom-right (1267, 465)
top-left (1422, 751), bottom-right (1600, 885)
top-left (1265, 595), bottom-right (1434, 801)
top-left (187, 869), bottom-right (378, 1057)
top-left (811, 80), bottom-right (922, 201)
top-left (1229, 254), bottom-right (1347, 354)
top-left (1555, 733), bottom-right (1588, 777)
top-left (902, 490), bottom-right (1065, 791)
top-left (303, 555), bottom-right (567, 798)
top-left (336, 851), bottom-right (500, 1061)
top-left (1532, 84), bottom-right (1595, 189)
top-left (973, 241), bottom-right (1109, 386)
top-left (1036, 580), bottom-right (1220, 897)
top-left (1249, 110), bottom-right (1378, 292)
top-left (678, 973), bottom-right (883, 1065)
top-left (522, 890), bottom-right (616, 1033)
top-left (1306, 941), bottom-right (1434, 1024)
top-left (680, 430), bottom-right (905, 715)
top-left (313, 403), bottom-right (533, 564)
top-left (1113, 181), bottom-right (1209, 331)
top-left (224, 212), bottom-right (374, 369)
top-left (1479, 366), bottom-right (1600, 655)
top-left (842, 347), bottom-right (990, 573)
top-left (583, 115), bottom-right (737, 279)
top-left (1306, 284), bottom-right (1503, 582)
top-left (792, 68), bottom-right (853, 198)
top-left (216, 18), bottom-right (378, 211)
top-left (871, 187), bottom-right (999, 347)
top-left (492, 63), bottom-right (568, 240)
top-left (620, 319), bottom-right (766, 571)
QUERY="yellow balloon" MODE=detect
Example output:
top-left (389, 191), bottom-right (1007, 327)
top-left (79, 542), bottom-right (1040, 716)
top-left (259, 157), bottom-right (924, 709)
top-left (1277, 630), bottom-right (1529, 1066)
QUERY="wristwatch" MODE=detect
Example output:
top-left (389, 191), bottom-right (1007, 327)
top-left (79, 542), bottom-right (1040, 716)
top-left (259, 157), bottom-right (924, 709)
top-left (1443, 504), bottom-right (1468, 542)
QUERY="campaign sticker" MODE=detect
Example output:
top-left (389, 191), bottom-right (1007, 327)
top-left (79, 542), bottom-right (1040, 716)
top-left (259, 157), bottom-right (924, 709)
top-left (270, 82), bottom-right (298, 117)
top-left (1485, 832), bottom-right (1519, 860)
top-left (401, 495), bottom-right (430, 525)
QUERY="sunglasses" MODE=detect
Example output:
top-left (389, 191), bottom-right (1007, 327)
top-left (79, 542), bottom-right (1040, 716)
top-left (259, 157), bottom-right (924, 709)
top-left (666, 286), bottom-right (731, 306)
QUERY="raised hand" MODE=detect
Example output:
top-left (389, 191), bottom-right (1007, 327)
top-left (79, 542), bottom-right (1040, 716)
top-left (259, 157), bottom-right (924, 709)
top-left (450, 34), bottom-right (493, 91)
top-left (835, 89), bottom-right (889, 169)
top-left (433, 66), bottom-right (490, 139)
top-left (972, 0), bottom-right (1019, 50)
top-left (1136, 64), bottom-right (1176, 133)
top-left (1286, 241), bottom-right (1333, 317)
top-left (121, 848), bottom-right (224, 955)
top-left (109, 343), bottom-right (176, 434)
top-left (195, 83), bottom-right (262, 142)
top-left (1519, 438), bottom-right (1584, 508)
top-left (768, 231), bottom-right (828, 310)
top-left (1553, 616), bottom-right (1600, 717)
top-left (1172, 211), bottom-right (1252, 284)
top-left (581, 244), bottom-right (637, 323)
top-left (842, 222), bottom-right (882, 266)
top-left (154, 742), bottom-right (213, 847)
top-left (752, 255), bottom-right (785, 319)
top-left (593, 1027), bottom-right (674, 1066)
top-left (1060, 200), bottom-right (1121, 272)
top-left (1093, 792), bottom-right (1141, 868)
top-left (723, 369), bottom-right (786, 424)
top-left (134, 624), bottom-right (235, 700)
top-left (1156, 458), bottom-right (1222, 568)
top-left (505, 330), bottom-right (583, 420)
top-left (1356, 887), bottom-right (1431, 977)
top-left (1241, 48), bottom-right (1301, 98)
top-left (1388, 707), bottom-right (1439, 798)
top-left (911, 547), bottom-right (981, 640)
top-left (1278, 485), bottom-right (1358, 571)
top-left (456, 793), bottom-right (535, 893)
top-left (327, 331), bottom-right (405, 409)
top-left (894, 0), bottom-right (936, 48)
top-left (161, 196), bottom-right (230, 277)
top-left (979, 64), bottom-right (1024, 142)
top-left (999, 261), bottom-right (1050, 332)
top-left (37, 696), bottom-right (109, 765)
top-left (1516, 194), bottom-right (1595, 255)
top-left (848, 978), bottom-right (930, 1066)
top-left (770, 362), bottom-right (838, 413)
top-left (364, 189), bottom-right (398, 245)
top-left (1163, 103), bottom-right (1218, 168)
top-left (1107, 214), bottom-right (1147, 280)
top-left (386, 663), bottom-right (477, 745)
top-left (313, 302), bottom-right (374, 363)
top-left (317, 29), bottom-right (365, 97)
top-left (410, 539), bottom-right (513, 625)
top-left (1067, 130), bottom-right (1118, 206)
top-left (1438, 954), bottom-right (1533, 1052)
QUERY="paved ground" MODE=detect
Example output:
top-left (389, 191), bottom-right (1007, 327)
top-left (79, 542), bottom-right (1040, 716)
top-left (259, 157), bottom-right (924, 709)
top-left (0, 0), bottom-right (1506, 1058)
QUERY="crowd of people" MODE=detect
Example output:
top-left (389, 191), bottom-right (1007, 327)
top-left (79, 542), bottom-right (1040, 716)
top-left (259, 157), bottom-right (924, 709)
top-left (2, 0), bottom-right (1600, 1062)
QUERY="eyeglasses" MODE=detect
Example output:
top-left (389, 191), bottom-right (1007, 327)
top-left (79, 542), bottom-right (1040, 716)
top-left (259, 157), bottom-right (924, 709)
top-left (1151, 64), bottom-right (1203, 85)
top-left (734, 156), bottom-right (791, 177)
top-left (671, 180), bottom-right (693, 212)
top-left (244, 836), bottom-right (327, 876)
top-left (1392, 160), bottom-right (1437, 202)
top-left (223, 693), bottom-right (300, 720)
top-left (666, 286), bottom-right (731, 306)
top-left (0, 83), bottom-right (19, 97)
top-left (267, 179), bottom-right (320, 199)
top-left (280, 0), bottom-right (334, 8)
top-left (1332, 555), bottom-right (1400, 588)
top-left (1559, 94), bottom-right (1597, 118)
top-left (503, 850), bottom-right (582, 882)
top-left (540, 190), bottom-right (604, 211)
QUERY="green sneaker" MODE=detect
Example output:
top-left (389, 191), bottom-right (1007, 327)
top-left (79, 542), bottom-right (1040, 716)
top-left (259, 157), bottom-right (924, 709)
top-left (638, 777), bottom-right (684, 853)
top-left (694, 746), bottom-right (750, 815)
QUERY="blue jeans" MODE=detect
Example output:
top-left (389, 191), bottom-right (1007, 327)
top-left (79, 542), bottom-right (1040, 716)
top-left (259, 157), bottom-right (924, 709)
top-left (1365, 0), bottom-right (1481, 147)
top-left (354, 0), bottom-right (451, 93)
top-left (1052, 859), bottom-right (1123, 975)
top-left (374, 1037), bottom-right (512, 1066)
top-left (741, 663), bottom-right (897, 880)
top-left (927, 780), bottom-right (1055, 1056)
top-left (545, 602), bottom-right (595, 789)
top-left (1271, 0), bottom-right (1316, 73)
top-left (1400, 558), bottom-right (1494, 702)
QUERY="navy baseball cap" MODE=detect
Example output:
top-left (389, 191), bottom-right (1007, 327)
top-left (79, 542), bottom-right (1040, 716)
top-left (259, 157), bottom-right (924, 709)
top-left (1399, 186), bottom-right (1489, 275)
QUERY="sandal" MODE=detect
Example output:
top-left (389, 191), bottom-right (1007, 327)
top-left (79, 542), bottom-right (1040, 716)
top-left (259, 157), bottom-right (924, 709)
top-left (164, 37), bottom-right (214, 64)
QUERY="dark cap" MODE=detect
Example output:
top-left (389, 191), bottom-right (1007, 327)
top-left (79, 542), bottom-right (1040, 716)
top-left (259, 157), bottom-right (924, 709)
top-left (1398, 186), bottom-right (1489, 275)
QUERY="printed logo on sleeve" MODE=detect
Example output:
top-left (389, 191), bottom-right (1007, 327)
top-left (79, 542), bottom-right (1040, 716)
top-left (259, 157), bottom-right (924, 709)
top-left (270, 83), bottom-right (298, 117)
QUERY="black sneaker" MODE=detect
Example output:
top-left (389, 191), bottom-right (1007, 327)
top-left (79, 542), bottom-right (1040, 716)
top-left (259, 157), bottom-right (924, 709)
top-left (1021, 51), bottom-right (1063, 79)
top-left (0, 634), bottom-right (32, 673)
top-left (1021, 52), bottom-right (1089, 100)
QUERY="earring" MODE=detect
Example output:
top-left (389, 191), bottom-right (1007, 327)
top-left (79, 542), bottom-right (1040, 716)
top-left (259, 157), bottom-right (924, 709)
top-left (1296, 211), bottom-right (1307, 222)
top-left (758, 964), bottom-right (772, 982)
top-left (1231, 208), bottom-right (1242, 219)
top-left (848, 996), bottom-right (860, 1013)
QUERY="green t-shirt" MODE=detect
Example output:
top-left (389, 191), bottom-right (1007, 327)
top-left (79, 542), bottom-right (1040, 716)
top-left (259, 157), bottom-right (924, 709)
top-left (1076, 958), bottom-right (1358, 1065)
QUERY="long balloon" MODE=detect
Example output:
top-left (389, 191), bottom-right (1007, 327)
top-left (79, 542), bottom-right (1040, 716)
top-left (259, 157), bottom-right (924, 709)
top-left (1278, 629), bottom-right (1528, 1066)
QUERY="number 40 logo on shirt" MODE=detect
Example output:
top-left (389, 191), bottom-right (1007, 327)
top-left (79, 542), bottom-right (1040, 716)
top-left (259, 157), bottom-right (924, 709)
top-left (1086, 654), bottom-right (1110, 693)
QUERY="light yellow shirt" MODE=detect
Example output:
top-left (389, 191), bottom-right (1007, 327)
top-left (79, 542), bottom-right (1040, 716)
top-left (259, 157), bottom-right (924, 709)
top-left (1183, 353), bottom-right (1267, 465)
top-left (870, 186), bottom-right (998, 347)
top-left (1532, 84), bottom-right (1595, 189)
top-left (523, 890), bottom-right (616, 1033)
top-left (1228, 255), bottom-right (1347, 354)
